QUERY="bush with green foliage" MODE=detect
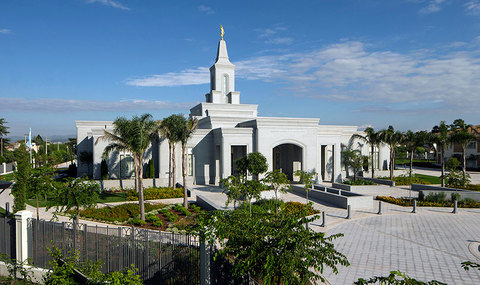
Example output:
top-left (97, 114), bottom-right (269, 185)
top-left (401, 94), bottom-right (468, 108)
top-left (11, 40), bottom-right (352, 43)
top-left (355, 270), bottom-right (446, 285)
top-left (377, 196), bottom-right (480, 208)
top-left (343, 179), bottom-right (376, 185)
top-left (451, 193), bottom-right (461, 202)
top-left (165, 211), bottom-right (178, 222)
top-left (146, 159), bottom-right (155, 178)
top-left (79, 203), bottom-right (165, 222)
top-left (126, 186), bottom-right (183, 201)
top-left (128, 217), bottom-right (147, 226)
top-left (174, 203), bottom-right (192, 216)
top-left (425, 192), bottom-right (446, 203)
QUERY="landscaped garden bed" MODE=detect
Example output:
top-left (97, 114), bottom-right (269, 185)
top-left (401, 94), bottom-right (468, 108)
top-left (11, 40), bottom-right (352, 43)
top-left (342, 179), bottom-right (376, 186)
top-left (78, 202), bottom-right (205, 233)
top-left (377, 174), bottom-right (435, 186)
top-left (377, 195), bottom-right (480, 208)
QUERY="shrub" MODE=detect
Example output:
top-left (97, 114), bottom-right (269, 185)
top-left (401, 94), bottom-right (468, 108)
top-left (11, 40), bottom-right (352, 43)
top-left (189, 204), bottom-right (203, 213)
top-left (165, 211), bottom-right (178, 222)
top-left (281, 201), bottom-right (319, 217)
top-left (145, 213), bottom-right (160, 223)
top-left (425, 192), bottom-right (446, 203)
top-left (376, 196), bottom-right (480, 208)
top-left (126, 187), bottom-right (183, 201)
top-left (451, 193), bottom-right (461, 202)
top-left (418, 191), bottom-right (425, 201)
top-left (152, 220), bottom-right (163, 228)
top-left (128, 217), bottom-right (146, 226)
top-left (174, 204), bottom-right (191, 216)
top-left (343, 179), bottom-right (375, 185)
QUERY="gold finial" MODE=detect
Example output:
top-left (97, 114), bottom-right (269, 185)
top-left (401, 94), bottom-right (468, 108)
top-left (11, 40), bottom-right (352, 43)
top-left (220, 25), bottom-right (224, 40)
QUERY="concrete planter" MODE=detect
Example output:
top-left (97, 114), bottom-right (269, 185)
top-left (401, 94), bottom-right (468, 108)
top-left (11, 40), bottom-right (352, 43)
top-left (332, 182), bottom-right (387, 192)
top-left (290, 185), bottom-right (373, 209)
top-left (411, 184), bottom-right (480, 202)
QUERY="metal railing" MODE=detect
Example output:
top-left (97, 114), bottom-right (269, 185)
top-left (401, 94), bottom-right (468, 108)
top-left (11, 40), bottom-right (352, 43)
top-left (29, 218), bottom-right (200, 284)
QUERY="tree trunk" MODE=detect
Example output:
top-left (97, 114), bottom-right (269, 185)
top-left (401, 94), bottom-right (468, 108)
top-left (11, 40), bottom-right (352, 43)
top-left (390, 146), bottom-right (394, 180)
top-left (462, 146), bottom-right (467, 180)
top-left (409, 149), bottom-right (414, 179)
top-left (441, 146), bottom-right (445, 187)
top-left (371, 145), bottom-right (375, 179)
top-left (168, 143), bottom-right (172, 187)
top-left (353, 170), bottom-right (357, 182)
top-left (182, 143), bottom-right (188, 208)
top-left (172, 143), bottom-right (176, 188)
top-left (136, 156), bottom-right (145, 221)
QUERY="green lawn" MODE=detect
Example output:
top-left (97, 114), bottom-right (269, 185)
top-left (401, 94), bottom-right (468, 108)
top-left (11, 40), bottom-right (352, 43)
top-left (26, 191), bottom-right (128, 208)
top-left (414, 173), bottom-right (441, 184)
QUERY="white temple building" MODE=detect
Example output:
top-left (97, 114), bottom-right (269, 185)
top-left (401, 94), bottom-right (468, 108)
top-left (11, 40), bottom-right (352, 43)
top-left (76, 34), bottom-right (390, 185)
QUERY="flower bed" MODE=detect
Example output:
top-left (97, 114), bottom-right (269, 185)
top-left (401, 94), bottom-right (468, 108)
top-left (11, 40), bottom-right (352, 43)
top-left (126, 187), bottom-right (183, 201)
top-left (376, 196), bottom-right (480, 208)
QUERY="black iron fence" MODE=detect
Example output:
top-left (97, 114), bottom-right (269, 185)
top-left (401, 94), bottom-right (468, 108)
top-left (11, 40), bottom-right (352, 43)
top-left (29, 219), bottom-right (200, 284)
top-left (0, 215), bottom-right (15, 260)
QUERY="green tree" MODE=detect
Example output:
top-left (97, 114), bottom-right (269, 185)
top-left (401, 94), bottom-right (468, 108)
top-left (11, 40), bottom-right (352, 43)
top-left (350, 127), bottom-right (382, 178)
top-left (204, 208), bottom-right (349, 284)
top-left (379, 126), bottom-right (403, 180)
top-left (342, 149), bottom-right (366, 182)
top-left (449, 119), bottom-right (476, 180)
top-left (263, 170), bottom-right (290, 215)
top-left (29, 164), bottom-right (55, 220)
top-left (12, 144), bottom-right (30, 212)
top-left (294, 170), bottom-right (317, 203)
top-left (146, 159), bottom-right (155, 178)
top-left (159, 114), bottom-right (184, 188)
top-left (444, 157), bottom-right (471, 188)
top-left (47, 176), bottom-right (99, 222)
top-left (96, 114), bottom-right (158, 221)
top-left (179, 117), bottom-right (198, 208)
top-left (432, 121), bottom-right (450, 187)
top-left (221, 176), bottom-right (263, 216)
top-left (100, 159), bottom-right (109, 180)
top-left (0, 118), bottom-right (9, 157)
top-left (246, 152), bottom-right (268, 180)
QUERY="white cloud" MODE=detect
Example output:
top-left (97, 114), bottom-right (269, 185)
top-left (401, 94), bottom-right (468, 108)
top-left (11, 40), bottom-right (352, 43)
top-left (419, 0), bottom-right (446, 14)
top-left (198, 5), bottom-right (215, 14)
top-left (255, 26), bottom-right (292, 45)
top-left (265, 37), bottom-right (293, 45)
top-left (465, 0), bottom-right (480, 15)
top-left (126, 39), bottom-right (480, 113)
top-left (0, 98), bottom-right (193, 112)
top-left (0, 29), bottom-right (11, 34)
top-left (87, 0), bottom-right (130, 10)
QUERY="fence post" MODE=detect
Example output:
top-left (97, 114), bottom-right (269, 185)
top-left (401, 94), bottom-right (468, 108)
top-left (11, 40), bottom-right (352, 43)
top-left (14, 210), bottom-right (32, 263)
top-left (200, 233), bottom-right (211, 285)
top-left (377, 201), bottom-right (382, 215)
top-left (411, 199), bottom-right (417, 213)
top-left (320, 211), bottom-right (326, 227)
top-left (346, 205), bottom-right (351, 219)
top-left (5, 202), bottom-right (9, 216)
top-left (452, 200), bottom-right (458, 214)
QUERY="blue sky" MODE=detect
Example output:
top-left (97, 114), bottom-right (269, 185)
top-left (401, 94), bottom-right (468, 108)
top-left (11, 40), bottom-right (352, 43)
top-left (1, 0), bottom-right (480, 138)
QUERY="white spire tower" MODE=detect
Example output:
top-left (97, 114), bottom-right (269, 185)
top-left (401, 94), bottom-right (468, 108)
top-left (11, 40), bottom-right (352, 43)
top-left (206, 25), bottom-right (240, 104)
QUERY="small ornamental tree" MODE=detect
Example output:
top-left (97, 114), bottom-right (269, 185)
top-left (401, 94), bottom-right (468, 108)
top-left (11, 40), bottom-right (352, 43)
top-left (263, 170), bottom-right (290, 215)
top-left (221, 176), bottom-right (262, 216)
top-left (12, 144), bottom-right (30, 212)
top-left (47, 176), bottom-right (99, 222)
top-left (100, 159), bottom-right (109, 180)
top-left (342, 149), bottom-right (366, 182)
top-left (203, 207), bottom-right (349, 284)
top-left (294, 170), bottom-right (317, 203)
top-left (29, 165), bottom-right (55, 220)
top-left (245, 152), bottom-right (268, 180)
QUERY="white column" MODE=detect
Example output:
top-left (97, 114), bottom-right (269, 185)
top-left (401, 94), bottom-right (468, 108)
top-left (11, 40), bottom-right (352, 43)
top-left (333, 143), bottom-right (342, 182)
top-left (15, 210), bottom-right (32, 263)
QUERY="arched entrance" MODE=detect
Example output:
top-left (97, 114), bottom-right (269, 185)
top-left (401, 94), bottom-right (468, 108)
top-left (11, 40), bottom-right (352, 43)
top-left (273, 143), bottom-right (303, 181)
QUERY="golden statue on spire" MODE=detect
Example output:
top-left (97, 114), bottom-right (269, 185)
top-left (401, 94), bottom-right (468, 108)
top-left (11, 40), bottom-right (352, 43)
top-left (220, 25), bottom-right (224, 40)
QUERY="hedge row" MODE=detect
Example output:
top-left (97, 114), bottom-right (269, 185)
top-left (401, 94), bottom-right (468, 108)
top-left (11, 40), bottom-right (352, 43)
top-left (126, 187), bottom-right (183, 201)
top-left (376, 196), bottom-right (480, 208)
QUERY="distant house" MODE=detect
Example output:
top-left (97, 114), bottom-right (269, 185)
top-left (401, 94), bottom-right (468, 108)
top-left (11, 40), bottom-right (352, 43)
top-left (438, 125), bottom-right (480, 169)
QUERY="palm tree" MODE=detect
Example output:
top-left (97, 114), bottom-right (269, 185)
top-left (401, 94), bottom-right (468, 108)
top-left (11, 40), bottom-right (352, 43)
top-left (431, 121), bottom-right (449, 187)
top-left (379, 126), bottom-right (403, 180)
top-left (159, 114), bottom-right (184, 188)
top-left (96, 114), bottom-right (158, 221)
top-left (350, 127), bottom-right (382, 178)
top-left (403, 130), bottom-right (430, 179)
top-left (449, 119), bottom-right (476, 180)
top-left (179, 117), bottom-right (198, 208)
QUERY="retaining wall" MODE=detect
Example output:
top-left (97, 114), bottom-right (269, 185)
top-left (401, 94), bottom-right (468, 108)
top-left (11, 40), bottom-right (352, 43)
top-left (290, 185), bottom-right (373, 209)
top-left (361, 177), bottom-right (395, 186)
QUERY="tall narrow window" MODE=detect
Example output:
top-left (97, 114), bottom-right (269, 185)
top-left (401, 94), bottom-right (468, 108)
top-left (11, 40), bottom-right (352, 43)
top-left (223, 74), bottom-right (228, 95)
